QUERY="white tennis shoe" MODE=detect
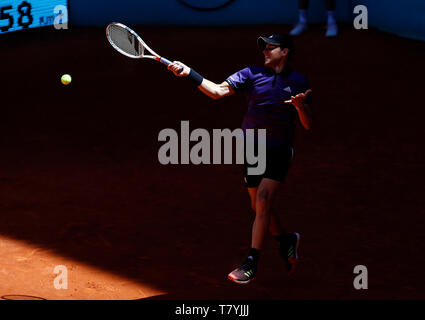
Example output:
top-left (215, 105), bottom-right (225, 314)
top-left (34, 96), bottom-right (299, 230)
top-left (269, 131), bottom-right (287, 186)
top-left (325, 23), bottom-right (338, 37)
top-left (290, 23), bottom-right (308, 36)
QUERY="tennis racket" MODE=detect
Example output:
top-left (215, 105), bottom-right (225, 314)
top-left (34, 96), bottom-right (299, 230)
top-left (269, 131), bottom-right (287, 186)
top-left (106, 22), bottom-right (182, 73)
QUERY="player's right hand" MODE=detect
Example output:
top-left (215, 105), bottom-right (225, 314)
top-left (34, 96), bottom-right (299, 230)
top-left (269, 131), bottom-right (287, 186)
top-left (168, 61), bottom-right (190, 77)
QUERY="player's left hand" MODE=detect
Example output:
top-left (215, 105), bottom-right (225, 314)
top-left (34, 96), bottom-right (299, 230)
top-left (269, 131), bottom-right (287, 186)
top-left (284, 89), bottom-right (312, 109)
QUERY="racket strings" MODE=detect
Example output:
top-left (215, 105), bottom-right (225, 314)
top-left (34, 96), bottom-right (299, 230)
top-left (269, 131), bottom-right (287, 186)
top-left (108, 25), bottom-right (143, 57)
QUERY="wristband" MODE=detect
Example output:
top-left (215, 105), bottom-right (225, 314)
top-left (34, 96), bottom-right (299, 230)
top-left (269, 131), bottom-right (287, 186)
top-left (188, 69), bottom-right (204, 86)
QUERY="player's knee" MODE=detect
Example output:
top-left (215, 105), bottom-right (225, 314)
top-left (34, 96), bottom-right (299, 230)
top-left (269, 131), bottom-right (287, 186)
top-left (256, 188), bottom-right (273, 213)
top-left (258, 188), bottom-right (270, 202)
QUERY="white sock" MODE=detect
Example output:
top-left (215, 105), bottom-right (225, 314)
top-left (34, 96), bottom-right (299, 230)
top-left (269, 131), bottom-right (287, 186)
top-left (299, 10), bottom-right (307, 24)
top-left (327, 11), bottom-right (336, 25)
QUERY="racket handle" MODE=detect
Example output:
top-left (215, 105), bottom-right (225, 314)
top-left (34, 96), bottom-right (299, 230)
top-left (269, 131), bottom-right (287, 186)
top-left (159, 57), bottom-right (183, 74)
top-left (159, 57), bottom-right (172, 65)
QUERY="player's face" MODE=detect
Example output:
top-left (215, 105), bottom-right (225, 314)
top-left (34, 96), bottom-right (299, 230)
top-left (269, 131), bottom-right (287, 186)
top-left (263, 44), bottom-right (287, 66)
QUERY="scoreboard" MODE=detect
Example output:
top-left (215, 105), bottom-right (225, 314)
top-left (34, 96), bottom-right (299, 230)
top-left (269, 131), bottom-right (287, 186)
top-left (0, 0), bottom-right (67, 34)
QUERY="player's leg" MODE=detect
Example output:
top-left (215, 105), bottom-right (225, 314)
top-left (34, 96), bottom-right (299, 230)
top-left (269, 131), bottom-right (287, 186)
top-left (228, 179), bottom-right (280, 284)
top-left (290, 0), bottom-right (309, 36)
top-left (262, 143), bottom-right (300, 274)
top-left (248, 187), bottom-right (286, 236)
top-left (325, 0), bottom-right (338, 37)
top-left (228, 143), bottom-right (297, 284)
top-left (247, 187), bottom-right (258, 212)
top-left (247, 183), bottom-right (299, 275)
top-left (251, 178), bottom-right (280, 250)
top-left (269, 209), bottom-right (285, 236)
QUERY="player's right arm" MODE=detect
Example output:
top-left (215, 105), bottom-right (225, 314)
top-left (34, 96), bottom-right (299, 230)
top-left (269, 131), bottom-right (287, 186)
top-left (198, 79), bottom-right (234, 100)
top-left (168, 61), bottom-right (235, 100)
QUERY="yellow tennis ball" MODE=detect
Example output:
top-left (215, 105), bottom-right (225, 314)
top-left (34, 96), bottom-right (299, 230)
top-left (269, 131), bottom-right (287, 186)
top-left (61, 74), bottom-right (72, 85)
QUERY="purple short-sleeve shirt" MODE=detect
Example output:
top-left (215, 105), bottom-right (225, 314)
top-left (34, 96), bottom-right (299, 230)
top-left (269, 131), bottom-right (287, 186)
top-left (226, 66), bottom-right (312, 146)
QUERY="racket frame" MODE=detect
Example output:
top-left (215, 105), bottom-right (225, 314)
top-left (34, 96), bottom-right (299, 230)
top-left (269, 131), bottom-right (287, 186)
top-left (106, 22), bottom-right (172, 66)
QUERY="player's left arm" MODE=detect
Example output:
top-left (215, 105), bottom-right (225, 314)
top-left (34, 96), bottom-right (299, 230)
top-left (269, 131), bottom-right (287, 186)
top-left (167, 61), bottom-right (234, 99)
top-left (284, 89), bottom-right (313, 131)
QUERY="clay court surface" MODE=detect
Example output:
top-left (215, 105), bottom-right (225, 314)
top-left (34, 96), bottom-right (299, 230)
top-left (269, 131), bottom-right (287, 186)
top-left (0, 24), bottom-right (424, 300)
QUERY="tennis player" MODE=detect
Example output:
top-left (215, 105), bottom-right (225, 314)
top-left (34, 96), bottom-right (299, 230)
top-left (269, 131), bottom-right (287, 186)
top-left (168, 33), bottom-right (313, 284)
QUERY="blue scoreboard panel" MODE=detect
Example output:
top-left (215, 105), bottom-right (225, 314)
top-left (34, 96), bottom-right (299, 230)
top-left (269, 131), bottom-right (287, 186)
top-left (0, 0), bottom-right (67, 34)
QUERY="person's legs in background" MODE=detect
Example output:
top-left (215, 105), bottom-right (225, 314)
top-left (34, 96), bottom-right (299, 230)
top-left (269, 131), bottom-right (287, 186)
top-left (325, 0), bottom-right (338, 37)
top-left (290, 0), bottom-right (338, 37)
top-left (290, 0), bottom-right (309, 36)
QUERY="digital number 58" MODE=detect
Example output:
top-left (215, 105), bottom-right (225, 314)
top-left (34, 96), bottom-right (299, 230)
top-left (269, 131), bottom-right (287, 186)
top-left (0, 1), bottom-right (33, 33)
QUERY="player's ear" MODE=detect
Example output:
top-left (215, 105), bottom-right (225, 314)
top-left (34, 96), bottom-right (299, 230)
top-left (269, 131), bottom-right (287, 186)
top-left (281, 47), bottom-right (289, 58)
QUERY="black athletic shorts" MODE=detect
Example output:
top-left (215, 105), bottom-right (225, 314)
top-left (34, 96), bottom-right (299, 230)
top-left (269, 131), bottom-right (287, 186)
top-left (243, 142), bottom-right (294, 188)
